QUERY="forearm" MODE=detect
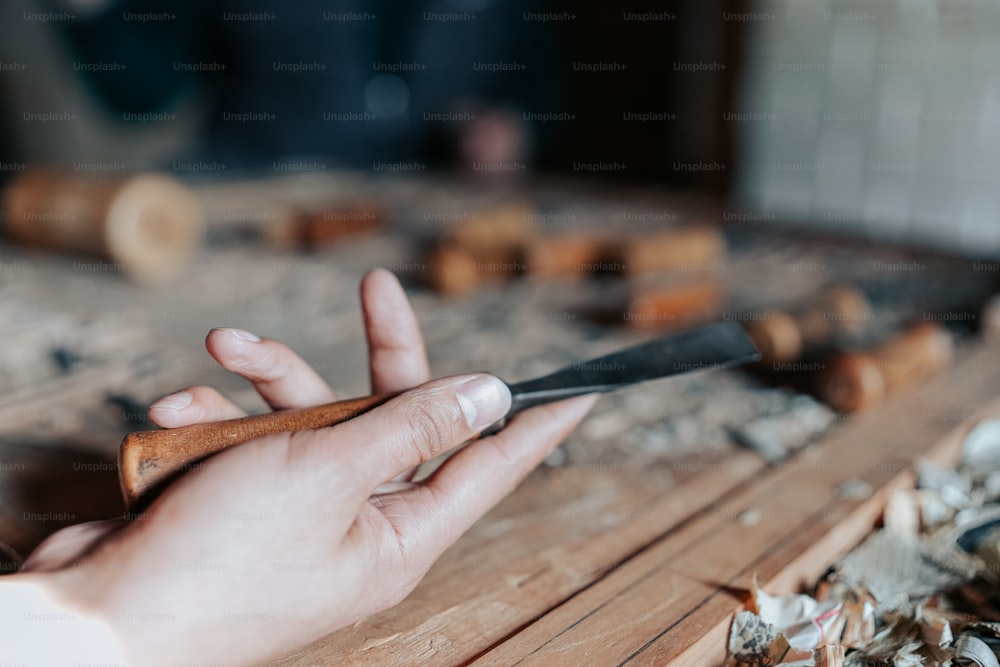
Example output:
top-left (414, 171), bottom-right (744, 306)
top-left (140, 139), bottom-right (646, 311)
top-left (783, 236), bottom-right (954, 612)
top-left (0, 572), bottom-right (128, 666)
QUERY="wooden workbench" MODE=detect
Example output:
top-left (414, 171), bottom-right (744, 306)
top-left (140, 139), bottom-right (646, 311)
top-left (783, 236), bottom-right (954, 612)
top-left (264, 340), bottom-right (1000, 666)
top-left (1, 174), bottom-right (997, 665)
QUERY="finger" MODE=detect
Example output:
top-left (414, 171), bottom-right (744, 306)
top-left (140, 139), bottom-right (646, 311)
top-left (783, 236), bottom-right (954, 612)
top-left (20, 519), bottom-right (127, 572)
top-left (205, 328), bottom-right (337, 410)
top-left (289, 374), bottom-right (511, 491)
top-left (371, 395), bottom-right (597, 562)
top-left (361, 269), bottom-right (431, 394)
top-left (361, 269), bottom-right (431, 483)
top-left (148, 386), bottom-right (247, 428)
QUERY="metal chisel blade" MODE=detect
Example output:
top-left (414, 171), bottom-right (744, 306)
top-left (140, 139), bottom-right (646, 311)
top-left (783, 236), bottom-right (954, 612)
top-left (501, 321), bottom-right (760, 417)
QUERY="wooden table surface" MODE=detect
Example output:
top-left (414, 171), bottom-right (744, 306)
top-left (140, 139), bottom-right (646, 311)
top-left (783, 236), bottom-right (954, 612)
top-left (263, 340), bottom-right (1000, 666)
top-left (0, 174), bottom-right (996, 665)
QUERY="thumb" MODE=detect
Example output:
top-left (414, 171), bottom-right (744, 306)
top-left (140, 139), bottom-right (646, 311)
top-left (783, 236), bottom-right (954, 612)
top-left (292, 374), bottom-right (512, 491)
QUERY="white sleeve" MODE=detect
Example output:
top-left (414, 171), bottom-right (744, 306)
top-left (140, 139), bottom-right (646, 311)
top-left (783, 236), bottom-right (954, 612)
top-left (0, 576), bottom-right (128, 666)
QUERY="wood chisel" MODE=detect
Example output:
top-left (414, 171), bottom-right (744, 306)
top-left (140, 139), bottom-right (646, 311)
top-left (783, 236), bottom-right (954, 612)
top-left (119, 321), bottom-right (760, 508)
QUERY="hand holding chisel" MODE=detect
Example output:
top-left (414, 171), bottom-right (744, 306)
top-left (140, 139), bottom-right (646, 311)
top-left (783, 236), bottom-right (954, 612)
top-left (9, 271), bottom-right (602, 665)
top-left (10, 270), bottom-right (759, 667)
top-left (120, 321), bottom-right (759, 507)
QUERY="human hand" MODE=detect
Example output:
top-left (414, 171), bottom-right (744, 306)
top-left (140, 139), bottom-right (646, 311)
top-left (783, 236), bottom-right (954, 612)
top-left (15, 269), bottom-right (596, 666)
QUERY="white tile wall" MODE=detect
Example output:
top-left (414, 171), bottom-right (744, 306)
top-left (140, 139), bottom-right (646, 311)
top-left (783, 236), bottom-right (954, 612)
top-left (736, 0), bottom-right (1000, 256)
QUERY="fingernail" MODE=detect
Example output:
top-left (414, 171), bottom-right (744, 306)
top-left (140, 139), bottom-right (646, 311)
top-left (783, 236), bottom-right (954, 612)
top-left (149, 391), bottom-right (192, 412)
top-left (456, 375), bottom-right (511, 431)
top-left (221, 328), bottom-right (261, 343)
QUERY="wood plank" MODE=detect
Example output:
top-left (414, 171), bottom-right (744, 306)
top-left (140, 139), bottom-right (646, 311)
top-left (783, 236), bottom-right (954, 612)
top-left (271, 451), bottom-right (769, 666)
top-left (636, 394), bottom-right (984, 666)
top-left (473, 341), bottom-right (1000, 666)
top-left (0, 347), bottom-right (213, 454)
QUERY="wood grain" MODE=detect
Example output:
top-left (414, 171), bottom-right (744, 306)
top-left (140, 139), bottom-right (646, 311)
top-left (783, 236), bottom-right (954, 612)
top-left (269, 337), bottom-right (1000, 665)
top-left (269, 453), bottom-right (769, 666)
top-left (119, 393), bottom-right (391, 507)
top-left (473, 341), bottom-right (1000, 666)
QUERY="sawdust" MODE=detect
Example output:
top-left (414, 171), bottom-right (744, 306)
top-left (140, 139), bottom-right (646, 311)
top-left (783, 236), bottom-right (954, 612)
top-left (727, 419), bottom-right (1000, 666)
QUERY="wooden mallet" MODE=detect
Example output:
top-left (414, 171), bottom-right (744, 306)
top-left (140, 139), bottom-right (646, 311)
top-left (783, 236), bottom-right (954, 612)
top-left (2, 168), bottom-right (204, 285)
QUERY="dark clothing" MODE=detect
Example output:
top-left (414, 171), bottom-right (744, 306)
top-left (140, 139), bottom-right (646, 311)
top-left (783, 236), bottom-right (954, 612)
top-left (59, 0), bottom-right (556, 168)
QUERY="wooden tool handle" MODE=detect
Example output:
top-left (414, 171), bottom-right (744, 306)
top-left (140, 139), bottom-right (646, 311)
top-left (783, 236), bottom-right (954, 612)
top-left (425, 243), bottom-right (522, 295)
top-left (525, 233), bottom-right (608, 279)
top-left (745, 285), bottom-right (870, 364)
top-left (119, 393), bottom-right (391, 508)
top-left (818, 321), bottom-right (954, 412)
top-left (623, 225), bottom-right (725, 275)
top-left (625, 279), bottom-right (724, 331)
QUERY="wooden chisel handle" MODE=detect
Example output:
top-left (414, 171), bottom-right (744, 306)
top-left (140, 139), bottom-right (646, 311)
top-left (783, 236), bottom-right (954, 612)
top-left (818, 321), bottom-right (954, 413)
top-left (744, 285), bottom-right (870, 364)
top-left (119, 393), bottom-right (392, 508)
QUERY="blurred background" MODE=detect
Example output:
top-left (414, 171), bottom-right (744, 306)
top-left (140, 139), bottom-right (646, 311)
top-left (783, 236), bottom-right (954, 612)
top-left (2, 0), bottom-right (1000, 575)
top-left (3, 0), bottom-right (998, 254)
top-left (1, 0), bottom-right (741, 184)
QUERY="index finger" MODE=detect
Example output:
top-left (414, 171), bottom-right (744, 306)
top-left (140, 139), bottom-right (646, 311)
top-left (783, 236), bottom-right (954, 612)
top-left (205, 328), bottom-right (337, 410)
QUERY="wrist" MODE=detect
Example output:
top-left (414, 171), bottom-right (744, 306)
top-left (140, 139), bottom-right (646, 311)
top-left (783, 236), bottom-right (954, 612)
top-left (0, 571), bottom-right (129, 665)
